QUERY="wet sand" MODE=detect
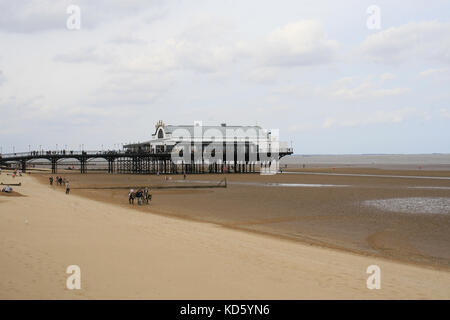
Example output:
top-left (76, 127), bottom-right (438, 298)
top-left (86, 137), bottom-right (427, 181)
top-left (1, 171), bottom-right (450, 299)
top-left (31, 168), bottom-right (450, 270)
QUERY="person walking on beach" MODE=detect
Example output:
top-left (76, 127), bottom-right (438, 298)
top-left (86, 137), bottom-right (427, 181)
top-left (65, 181), bottom-right (70, 194)
top-left (49, 176), bottom-right (53, 186)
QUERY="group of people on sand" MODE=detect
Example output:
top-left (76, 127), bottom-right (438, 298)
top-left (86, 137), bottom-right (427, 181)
top-left (128, 187), bottom-right (152, 205)
top-left (11, 169), bottom-right (22, 178)
top-left (49, 176), bottom-right (70, 194)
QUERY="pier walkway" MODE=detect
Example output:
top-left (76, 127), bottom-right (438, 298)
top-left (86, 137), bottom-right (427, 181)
top-left (0, 148), bottom-right (293, 174)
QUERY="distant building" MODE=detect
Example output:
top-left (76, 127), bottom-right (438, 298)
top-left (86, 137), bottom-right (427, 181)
top-left (124, 120), bottom-right (293, 173)
top-left (125, 120), bottom-right (292, 153)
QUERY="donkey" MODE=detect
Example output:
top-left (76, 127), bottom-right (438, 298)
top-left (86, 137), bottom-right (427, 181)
top-left (144, 193), bottom-right (152, 204)
top-left (135, 190), bottom-right (144, 205)
top-left (143, 188), bottom-right (152, 205)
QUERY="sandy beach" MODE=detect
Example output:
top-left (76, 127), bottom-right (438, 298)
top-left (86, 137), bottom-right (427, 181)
top-left (32, 167), bottom-right (450, 269)
top-left (1, 171), bottom-right (450, 299)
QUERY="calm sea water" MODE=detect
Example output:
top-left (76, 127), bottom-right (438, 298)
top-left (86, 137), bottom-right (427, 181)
top-left (281, 154), bottom-right (450, 170)
top-left (29, 154), bottom-right (450, 170)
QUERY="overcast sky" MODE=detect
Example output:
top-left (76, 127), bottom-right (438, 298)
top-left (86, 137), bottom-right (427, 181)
top-left (0, 0), bottom-right (449, 154)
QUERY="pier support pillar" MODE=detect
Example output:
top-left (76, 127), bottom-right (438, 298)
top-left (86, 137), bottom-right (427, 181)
top-left (108, 158), bottom-right (114, 174)
top-left (51, 158), bottom-right (57, 174)
top-left (80, 158), bottom-right (87, 174)
top-left (21, 159), bottom-right (27, 173)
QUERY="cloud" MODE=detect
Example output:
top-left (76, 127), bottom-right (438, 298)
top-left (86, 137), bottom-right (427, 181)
top-left (360, 21), bottom-right (450, 64)
top-left (330, 76), bottom-right (410, 100)
top-left (83, 72), bottom-right (173, 111)
top-left (287, 123), bottom-right (316, 133)
top-left (112, 17), bottom-right (244, 75)
top-left (0, 0), bottom-right (70, 33)
top-left (54, 40), bottom-right (236, 76)
top-left (419, 67), bottom-right (450, 77)
top-left (169, 39), bottom-right (240, 73)
top-left (278, 75), bottom-right (410, 101)
top-left (440, 108), bottom-right (450, 119)
top-left (322, 107), bottom-right (418, 128)
top-left (53, 46), bottom-right (113, 64)
top-left (246, 67), bottom-right (281, 84)
top-left (380, 73), bottom-right (396, 81)
top-left (0, 70), bottom-right (5, 85)
top-left (0, 94), bottom-right (50, 134)
top-left (51, 18), bottom-right (338, 78)
top-left (0, 0), bottom-right (166, 33)
top-left (261, 20), bottom-right (339, 67)
top-left (108, 34), bottom-right (148, 45)
top-left (331, 84), bottom-right (410, 100)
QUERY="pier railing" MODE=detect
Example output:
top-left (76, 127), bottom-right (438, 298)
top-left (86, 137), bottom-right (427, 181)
top-left (0, 147), bottom-right (294, 159)
top-left (0, 150), bottom-right (137, 159)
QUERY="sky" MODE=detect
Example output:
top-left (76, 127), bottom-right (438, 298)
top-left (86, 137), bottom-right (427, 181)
top-left (0, 0), bottom-right (449, 154)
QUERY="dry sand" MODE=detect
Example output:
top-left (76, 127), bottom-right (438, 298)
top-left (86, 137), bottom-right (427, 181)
top-left (1, 171), bottom-right (450, 299)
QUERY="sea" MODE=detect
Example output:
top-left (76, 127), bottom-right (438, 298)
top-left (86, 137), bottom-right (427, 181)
top-left (280, 154), bottom-right (450, 170)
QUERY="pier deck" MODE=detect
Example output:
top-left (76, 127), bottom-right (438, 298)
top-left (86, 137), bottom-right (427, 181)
top-left (0, 149), bottom-right (293, 174)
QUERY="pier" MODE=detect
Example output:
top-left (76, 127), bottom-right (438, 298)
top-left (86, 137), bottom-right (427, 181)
top-left (0, 147), bottom-right (293, 175)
